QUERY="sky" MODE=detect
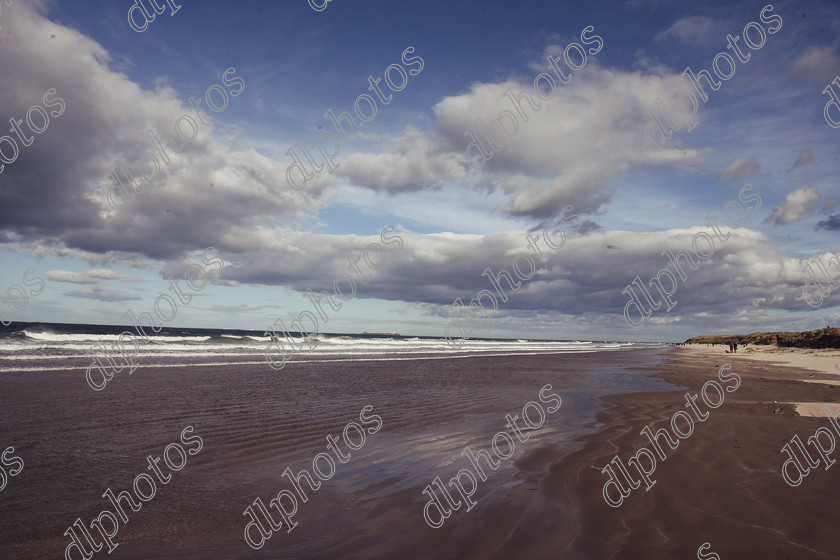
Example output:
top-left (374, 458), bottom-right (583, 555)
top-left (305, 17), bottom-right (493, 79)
top-left (0, 0), bottom-right (838, 342)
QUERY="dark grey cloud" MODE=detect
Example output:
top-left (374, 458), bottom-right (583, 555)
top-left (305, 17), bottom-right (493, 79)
top-left (209, 224), bottom-right (819, 335)
top-left (816, 214), bottom-right (840, 231)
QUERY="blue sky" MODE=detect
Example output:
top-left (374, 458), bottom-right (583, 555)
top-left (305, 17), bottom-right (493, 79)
top-left (0, 0), bottom-right (838, 341)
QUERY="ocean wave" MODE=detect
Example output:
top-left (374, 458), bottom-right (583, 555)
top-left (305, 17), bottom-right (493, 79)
top-left (0, 348), bottom-right (622, 374)
top-left (23, 330), bottom-right (213, 343)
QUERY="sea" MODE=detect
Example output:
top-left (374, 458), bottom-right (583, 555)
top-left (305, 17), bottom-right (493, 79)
top-left (0, 321), bottom-right (660, 374)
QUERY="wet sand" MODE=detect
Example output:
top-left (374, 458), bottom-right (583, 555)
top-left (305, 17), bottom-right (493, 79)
top-left (540, 346), bottom-right (840, 559)
top-left (3, 346), bottom-right (839, 559)
top-left (329, 346), bottom-right (840, 559)
top-left (0, 347), bottom-right (671, 559)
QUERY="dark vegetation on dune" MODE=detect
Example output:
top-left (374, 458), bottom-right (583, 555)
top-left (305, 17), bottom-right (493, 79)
top-left (684, 327), bottom-right (840, 349)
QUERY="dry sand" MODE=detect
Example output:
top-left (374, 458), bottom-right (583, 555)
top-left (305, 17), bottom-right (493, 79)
top-left (791, 402), bottom-right (840, 417)
top-left (682, 343), bottom-right (840, 375)
top-left (683, 344), bottom-right (840, 417)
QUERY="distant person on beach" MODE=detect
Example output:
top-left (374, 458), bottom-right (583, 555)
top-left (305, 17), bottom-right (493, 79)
top-left (734, 343), bottom-right (738, 353)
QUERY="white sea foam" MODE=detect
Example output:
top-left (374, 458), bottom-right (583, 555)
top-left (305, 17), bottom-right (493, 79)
top-left (0, 326), bottom-right (658, 374)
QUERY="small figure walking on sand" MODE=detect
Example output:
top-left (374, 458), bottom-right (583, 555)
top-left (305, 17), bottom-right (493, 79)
top-left (729, 343), bottom-right (733, 353)
top-left (734, 343), bottom-right (738, 353)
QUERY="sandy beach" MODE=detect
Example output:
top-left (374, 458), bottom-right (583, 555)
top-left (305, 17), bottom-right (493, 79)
top-left (686, 344), bottom-right (840, 416)
top-left (290, 344), bottom-right (840, 559)
top-left (539, 345), bottom-right (840, 559)
top-left (3, 343), bottom-right (840, 559)
top-left (715, 344), bottom-right (840, 376)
